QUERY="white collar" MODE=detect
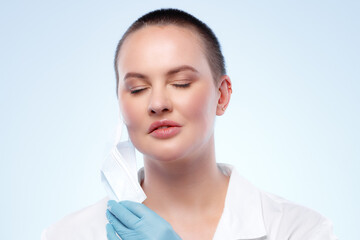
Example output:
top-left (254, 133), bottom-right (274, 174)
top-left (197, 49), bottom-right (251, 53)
top-left (213, 163), bottom-right (267, 239)
top-left (138, 163), bottom-right (267, 240)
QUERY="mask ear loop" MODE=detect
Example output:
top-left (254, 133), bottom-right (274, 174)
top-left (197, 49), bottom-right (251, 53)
top-left (118, 120), bottom-right (145, 190)
top-left (114, 119), bottom-right (124, 145)
top-left (116, 113), bottom-right (133, 142)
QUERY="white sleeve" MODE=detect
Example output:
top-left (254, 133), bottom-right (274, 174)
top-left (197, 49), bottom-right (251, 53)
top-left (41, 229), bottom-right (48, 240)
top-left (308, 220), bottom-right (338, 240)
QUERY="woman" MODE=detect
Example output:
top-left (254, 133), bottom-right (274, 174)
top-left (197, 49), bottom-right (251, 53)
top-left (42, 8), bottom-right (337, 240)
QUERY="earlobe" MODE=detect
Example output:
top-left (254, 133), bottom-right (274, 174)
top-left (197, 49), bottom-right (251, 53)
top-left (216, 75), bottom-right (232, 116)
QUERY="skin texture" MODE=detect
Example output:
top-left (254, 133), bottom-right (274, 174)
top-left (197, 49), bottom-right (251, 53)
top-left (116, 25), bottom-right (232, 240)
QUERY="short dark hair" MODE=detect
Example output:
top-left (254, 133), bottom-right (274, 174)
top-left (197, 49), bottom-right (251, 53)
top-left (114, 8), bottom-right (226, 94)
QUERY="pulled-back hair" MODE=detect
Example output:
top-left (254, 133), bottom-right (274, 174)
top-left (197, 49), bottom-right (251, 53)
top-left (114, 8), bottom-right (226, 94)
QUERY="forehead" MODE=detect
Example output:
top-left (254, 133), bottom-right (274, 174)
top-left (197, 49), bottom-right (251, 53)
top-left (117, 25), bottom-right (209, 77)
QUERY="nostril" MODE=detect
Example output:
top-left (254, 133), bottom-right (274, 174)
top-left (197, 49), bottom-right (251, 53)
top-left (149, 107), bottom-right (170, 115)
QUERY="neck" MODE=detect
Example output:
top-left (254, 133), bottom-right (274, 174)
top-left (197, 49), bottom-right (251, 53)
top-left (141, 138), bottom-right (229, 217)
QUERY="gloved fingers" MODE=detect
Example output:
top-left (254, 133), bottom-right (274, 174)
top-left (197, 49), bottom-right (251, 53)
top-left (120, 200), bottom-right (152, 218)
top-left (106, 223), bottom-right (121, 240)
top-left (108, 200), bottom-right (140, 228)
top-left (106, 210), bottom-right (130, 236)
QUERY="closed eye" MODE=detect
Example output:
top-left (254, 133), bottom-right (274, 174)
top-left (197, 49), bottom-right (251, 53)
top-left (173, 83), bottom-right (191, 88)
top-left (130, 88), bottom-right (146, 94)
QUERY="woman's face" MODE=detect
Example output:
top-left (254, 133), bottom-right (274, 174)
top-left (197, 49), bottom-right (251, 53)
top-left (117, 25), bottom-right (222, 163)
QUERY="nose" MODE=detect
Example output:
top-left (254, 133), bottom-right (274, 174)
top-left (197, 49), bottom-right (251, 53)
top-left (147, 88), bottom-right (172, 115)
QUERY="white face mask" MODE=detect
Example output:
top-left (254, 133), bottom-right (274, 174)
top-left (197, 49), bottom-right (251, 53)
top-left (100, 122), bottom-right (147, 203)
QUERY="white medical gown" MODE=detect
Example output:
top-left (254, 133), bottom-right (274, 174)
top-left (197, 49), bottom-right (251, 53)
top-left (42, 164), bottom-right (337, 240)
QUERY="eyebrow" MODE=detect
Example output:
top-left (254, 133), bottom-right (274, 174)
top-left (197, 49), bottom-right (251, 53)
top-left (123, 65), bottom-right (198, 81)
top-left (123, 72), bottom-right (147, 81)
top-left (166, 65), bottom-right (199, 76)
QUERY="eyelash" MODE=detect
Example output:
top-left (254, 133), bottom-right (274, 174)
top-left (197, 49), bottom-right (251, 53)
top-left (130, 83), bottom-right (191, 94)
top-left (173, 83), bottom-right (191, 88)
top-left (130, 88), bottom-right (146, 94)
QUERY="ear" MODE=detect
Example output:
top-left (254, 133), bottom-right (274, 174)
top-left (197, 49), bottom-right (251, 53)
top-left (216, 75), bottom-right (232, 116)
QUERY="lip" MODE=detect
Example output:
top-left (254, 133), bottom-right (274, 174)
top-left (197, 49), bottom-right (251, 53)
top-left (148, 120), bottom-right (182, 139)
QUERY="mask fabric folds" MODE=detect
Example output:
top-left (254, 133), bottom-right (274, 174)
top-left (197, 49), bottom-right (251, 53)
top-left (100, 125), bottom-right (147, 203)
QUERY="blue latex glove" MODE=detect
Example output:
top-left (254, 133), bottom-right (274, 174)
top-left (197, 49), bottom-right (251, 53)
top-left (106, 200), bottom-right (182, 240)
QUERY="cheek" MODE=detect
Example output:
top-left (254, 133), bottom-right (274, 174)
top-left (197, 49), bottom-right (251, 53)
top-left (119, 96), bottom-right (143, 129)
top-left (177, 84), bottom-right (217, 127)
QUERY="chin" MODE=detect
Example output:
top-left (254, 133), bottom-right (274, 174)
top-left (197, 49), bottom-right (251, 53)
top-left (148, 150), bottom-right (188, 163)
top-left (142, 143), bottom-right (194, 163)
top-left (132, 132), bottom-right (209, 163)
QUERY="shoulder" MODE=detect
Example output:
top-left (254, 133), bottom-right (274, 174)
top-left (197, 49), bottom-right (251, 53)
top-left (41, 197), bottom-right (109, 240)
top-left (260, 191), bottom-right (337, 240)
top-left (216, 164), bottom-right (337, 239)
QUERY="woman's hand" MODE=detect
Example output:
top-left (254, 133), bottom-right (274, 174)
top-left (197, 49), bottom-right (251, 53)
top-left (106, 200), bottom-right (182, 240)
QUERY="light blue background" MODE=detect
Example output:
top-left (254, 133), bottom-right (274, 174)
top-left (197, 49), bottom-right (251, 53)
top-left (1, 0), bottom-right (358, 239)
